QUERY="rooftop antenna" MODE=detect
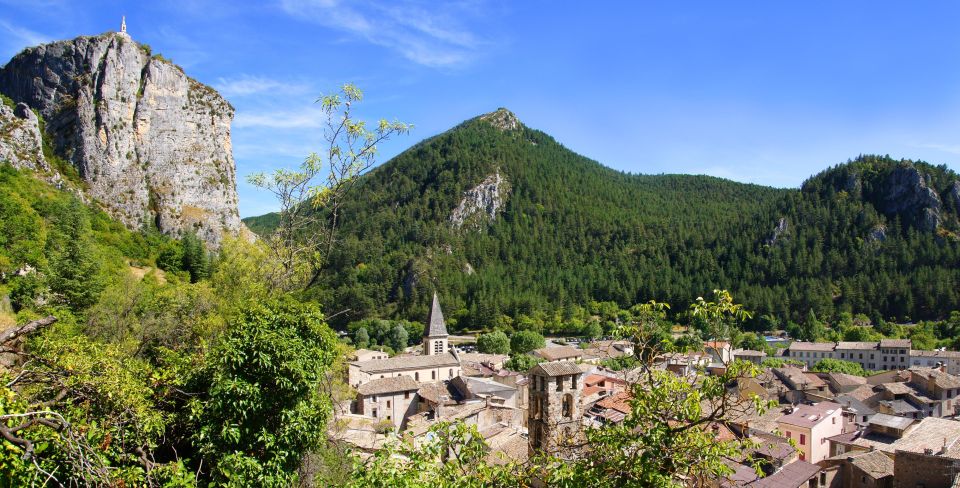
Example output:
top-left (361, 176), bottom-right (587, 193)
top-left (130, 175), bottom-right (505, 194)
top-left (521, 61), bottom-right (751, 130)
top-left (120, 16), bottom-right (127, 34)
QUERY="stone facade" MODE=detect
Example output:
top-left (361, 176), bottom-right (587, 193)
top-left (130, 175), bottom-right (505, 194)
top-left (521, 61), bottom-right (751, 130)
top-left (528, 361), bottom-right (583, 459)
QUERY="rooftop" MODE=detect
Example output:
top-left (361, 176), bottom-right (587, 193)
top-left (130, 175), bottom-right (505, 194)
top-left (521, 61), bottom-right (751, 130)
top-left (356, 376), bottom-right (420, 396)
top-left (788, 341), bottom-right (836, 352)
top-left (533, 345), bottom-right (583, 361)
top-left (847, 450), bottom-right (894, 480)
top-left (912, 349), bottom-right (960, 358)
top-left (352, 351), bottom-right (460, 373)
top-left (836, 341), bottom-right (878, 350)
top-left (734, 349), bottom-right (767, 357)
top-left (595, 391), bottom-right (632, 415)
top-left (752, 460), bottom-right (821, 488)
top-left (777, 401), bottom-right (841, 429)
top-left (829, 416), bottom-right (960, 458)
top-left (880, 339), bottom-right (911, 348)
top-left (825, 372), bottom-right (867, 387)
top-left (530, 360), bottom-right (583, 377)
top-left (910, 367), bottom-right (960, 390)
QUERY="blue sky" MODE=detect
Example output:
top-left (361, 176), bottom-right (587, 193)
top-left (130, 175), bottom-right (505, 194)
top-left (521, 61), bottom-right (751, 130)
top-left (2, 1), bottom-right (960, 217)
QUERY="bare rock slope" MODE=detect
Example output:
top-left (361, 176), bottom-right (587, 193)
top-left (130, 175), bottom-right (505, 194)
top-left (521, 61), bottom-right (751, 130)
top-left (0, 32), bottom-right (241, 245)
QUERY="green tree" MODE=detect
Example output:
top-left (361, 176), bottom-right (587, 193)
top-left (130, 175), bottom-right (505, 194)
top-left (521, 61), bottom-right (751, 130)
top-left (181, 232), bottom-right (209, 283)
top-left (193, 298), bottom-right (338, 486)
top-left (584, 321), bottom-right (603, 340)
top-left (354, 327), bottom-right (370, 349)
top-left (503, 353), bottom-right (542, 372)
top-left (47, 200), bottom-right (103, 310)
top-left (812, 358), bottom-right (866, 376)
top-left (509, 329), bottom-right (545, 354)
top-left (476, 330), bottom-right (510, 354)
top-left (388, 323), bottom-right (409, 352)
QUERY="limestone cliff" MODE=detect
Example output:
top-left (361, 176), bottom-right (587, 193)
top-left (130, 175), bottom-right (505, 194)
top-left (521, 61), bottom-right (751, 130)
top-left (0, 101), bottom-right (46, 172)
top-left (449, 172), bottom-right (509, 229)
top-left (0, 32), bottom-right (241, 246)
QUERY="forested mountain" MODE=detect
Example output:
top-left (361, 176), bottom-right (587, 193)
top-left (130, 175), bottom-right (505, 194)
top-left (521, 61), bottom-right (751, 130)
top-left (244, 109), bottom-right (960, 331)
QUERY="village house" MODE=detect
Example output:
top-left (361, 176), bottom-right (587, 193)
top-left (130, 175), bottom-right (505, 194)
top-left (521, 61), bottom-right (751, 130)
top-left (910, 349), bottom-right (960, 375)
top-left (785, 340), bottom-right (916, 372)
top-left (354, 376), bottom-right (420, 428)
top-left (776, 402), bottom-right (843, 463)
top-left (352, 348), bottom-right (389, 362)
top-left (733, 349), bottom-right (767, 365)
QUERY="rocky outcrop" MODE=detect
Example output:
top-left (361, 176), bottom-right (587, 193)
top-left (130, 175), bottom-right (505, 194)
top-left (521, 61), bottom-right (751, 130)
top-left (0, 32), bottom-right (241, 246)
top-left (880, 165), bottom-right (942, 232)
top-left (0, 102), bottom-right (47, 172)
top-left (450, 172), bottom-right (509, 229)
top-left (867, 224), bottom-right (887, 243)
top-left (948, 181), bottom-right (960, 212)
top-left (766, 217), bottom-right (789, 245)
top-left (480, 108), bottom-right (520, 131)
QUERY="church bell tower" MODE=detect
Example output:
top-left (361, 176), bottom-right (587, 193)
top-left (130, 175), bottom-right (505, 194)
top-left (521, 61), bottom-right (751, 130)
top-left (423, 293), bottom-right (449, 356)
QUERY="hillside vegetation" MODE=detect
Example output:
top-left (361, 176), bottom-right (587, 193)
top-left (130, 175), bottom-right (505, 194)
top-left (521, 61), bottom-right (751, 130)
top-left (246, 111), bottom-right (960, 331)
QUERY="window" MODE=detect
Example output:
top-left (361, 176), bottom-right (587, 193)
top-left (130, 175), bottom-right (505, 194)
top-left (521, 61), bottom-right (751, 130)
top-left (562, 394), bottom-right (574, 418)
top-left (799, 452), bottom-right (805, 461)
top-left (387, 415), bottom-right (391, 421)
top-left (799, 434), bottom-right (805, 445)
top-left (415, 372), bottom-right (420, 381)
top-left (556, 377), bottom-right (563, 391)
top-left (387, 400), bottom-right (391, 408)
top-left (785, 431), bottom-right (791, 439)
top-left (870, 354), bottom-right (874, 359)
top-left (404, 392), bottom-right (410, 399)
top-left (832, 417), bottom-right (836, 424)
top-left (572, 375), bottom-right (578, 390)
top-left (449, 368), bottom-right (453, 378)
top-left (381, 375), bottom-right (385, 379)
top-left (859, 353), bottom-right (863, 359)
top-left (432, 371), bottom-right (436, 380)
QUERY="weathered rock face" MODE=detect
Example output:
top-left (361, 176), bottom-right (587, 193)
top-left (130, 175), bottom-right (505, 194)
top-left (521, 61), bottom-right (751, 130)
top-left (766, 217), bottom-right (789, 245)
top-left (880, 165), bottom-right (943, 232)
top-left (449, 172), bottom-right (509, 229)
top-left (0, 32), bottom-right (241, 246)
top-left (0, 102), bottom-right (47, 172)
top-left (948, 181), bottom-right (960, 212)
top-left (480, 108), bottom-right (520, 132)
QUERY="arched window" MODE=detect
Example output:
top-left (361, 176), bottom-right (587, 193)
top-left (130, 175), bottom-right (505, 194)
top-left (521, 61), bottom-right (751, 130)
top-left (449, 368), bottom-right (453, 378)
top-left (562, 394), bottom-right (574, 418)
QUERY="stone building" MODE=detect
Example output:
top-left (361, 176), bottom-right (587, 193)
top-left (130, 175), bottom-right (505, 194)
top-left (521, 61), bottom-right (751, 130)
top-left (528, 361), bottom-right (583, 458)
top-left (347, 294), bottom-right (461, 387)
top-left (355, 376), bottom-right (420, 428)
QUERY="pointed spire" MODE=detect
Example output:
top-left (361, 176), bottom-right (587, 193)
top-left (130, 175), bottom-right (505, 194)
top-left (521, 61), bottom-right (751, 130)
top-left (425, 292), bottom-right (449, 338)
top-left (120, 16), bottom-right (127, 34)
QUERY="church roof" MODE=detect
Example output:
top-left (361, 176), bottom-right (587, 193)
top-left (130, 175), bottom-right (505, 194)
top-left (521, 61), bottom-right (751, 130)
top-left (353, 352), bottom-right (460, 374)
top-left (425, 293), bottom-right (449, 338)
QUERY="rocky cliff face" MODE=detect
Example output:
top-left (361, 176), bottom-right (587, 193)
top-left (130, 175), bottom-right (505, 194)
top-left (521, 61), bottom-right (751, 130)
top-left (0, 101), bottom-right (46, 172)
top-left (449, 172), bottom-right (509, 229)
top-left (0, 32), bottom-right (241, 246)
top-left (879, 165), bottom-right (943, 232)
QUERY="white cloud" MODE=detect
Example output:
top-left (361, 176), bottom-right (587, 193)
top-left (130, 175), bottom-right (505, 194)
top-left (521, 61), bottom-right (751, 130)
top-left (279, 0), bottom-right (489, 67)
top-left (234, 107), bottom-right (326, 129)
top-left (215, 75), bottom-right (310, 97)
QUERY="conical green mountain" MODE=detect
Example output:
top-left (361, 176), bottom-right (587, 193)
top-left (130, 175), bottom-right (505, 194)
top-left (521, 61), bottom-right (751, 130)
top-left (246, 109), bottom-right (960, 330)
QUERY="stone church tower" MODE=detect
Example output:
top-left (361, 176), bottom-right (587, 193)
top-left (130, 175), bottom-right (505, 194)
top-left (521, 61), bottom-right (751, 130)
top-left (527, 361), bottom-right (584, 458)
top-left (423, 293), bottom-right (449, 356)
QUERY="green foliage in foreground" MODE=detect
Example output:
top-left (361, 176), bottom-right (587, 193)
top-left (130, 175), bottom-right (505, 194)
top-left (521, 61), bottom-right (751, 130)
top-left (811, 358), bottom-right (867, 376)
